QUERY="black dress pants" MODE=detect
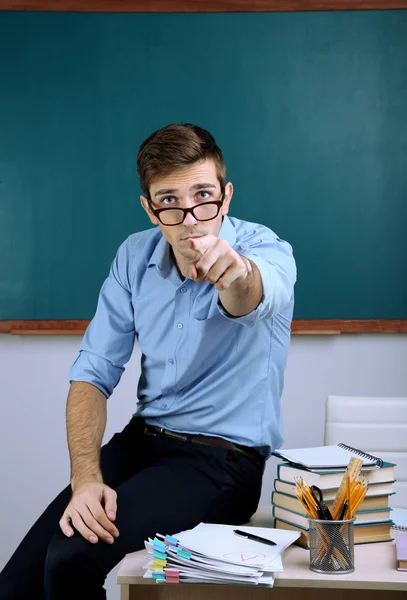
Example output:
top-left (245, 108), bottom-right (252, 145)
top-left (0, 417), bottom-right (263, 600)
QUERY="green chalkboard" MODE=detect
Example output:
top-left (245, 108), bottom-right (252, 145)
top-left (1, 10), bottom-right (406, 320)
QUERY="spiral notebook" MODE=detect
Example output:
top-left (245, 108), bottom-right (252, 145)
top-left (272, 443), bottom-right (383, 470)
top-left (392, 508), bottom-right (407, 532)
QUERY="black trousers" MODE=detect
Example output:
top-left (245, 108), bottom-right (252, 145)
top-left (0, 417), bottom-right (263, 600)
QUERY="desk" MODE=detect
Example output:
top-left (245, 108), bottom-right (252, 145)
top-left (117, 508), bottom-right (407, 600)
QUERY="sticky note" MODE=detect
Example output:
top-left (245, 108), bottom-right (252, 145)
top-left (153, 557), bottom-right (167, 567)
top-left (152, 572), bottom-right (165, 580)
top-left (153, 550), bottom-right (167, 560)
top-left (164, 534), bottom-right (179, 545)
top-left (177, 549), bottom-right (191, 559)
top-left (153, 538), bottom-right (166, 549)
top-left (149, 564), bottom-right (164, 572)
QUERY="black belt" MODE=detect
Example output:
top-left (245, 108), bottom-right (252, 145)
top-left (143, 424), bottom-right (265, 469)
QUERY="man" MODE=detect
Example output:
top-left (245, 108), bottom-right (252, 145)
top-left (0, 123), bottom-right (296, 599)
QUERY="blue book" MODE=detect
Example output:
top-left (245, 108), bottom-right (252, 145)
top-left (272, 503), bottom-right (392, 528)
top-left (276, 461), bottom-right (395, 490)
top-left (273, 512), bottom-right (393, 549)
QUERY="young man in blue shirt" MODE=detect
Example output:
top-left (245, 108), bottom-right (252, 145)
top-left (0, 124), bottom-right (296, 600)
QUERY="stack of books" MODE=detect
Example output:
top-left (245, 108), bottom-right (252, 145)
top-left (271, 444), bottom-right (395, 548)
top-left (142, 522), bottom-right (300, 586)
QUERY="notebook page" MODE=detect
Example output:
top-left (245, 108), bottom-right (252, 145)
top-left (273, 444), bottom-right (378, 469)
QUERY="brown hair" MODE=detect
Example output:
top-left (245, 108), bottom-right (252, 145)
top-left (137, 123), bottom-right (226, 197)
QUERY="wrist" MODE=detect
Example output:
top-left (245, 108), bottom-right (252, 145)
top-left (71, 473), bottom-right (103, 492)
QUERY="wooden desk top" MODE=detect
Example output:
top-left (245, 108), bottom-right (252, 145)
top-left (117, 508), bottom-right (407, 591)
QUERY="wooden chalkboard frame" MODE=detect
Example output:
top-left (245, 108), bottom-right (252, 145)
top-left (0, 320), bottom-right (406, 334)
top-left (1, 1), bottom-right (407, 12)
top-left (1, 2), bottom-right (406, 334)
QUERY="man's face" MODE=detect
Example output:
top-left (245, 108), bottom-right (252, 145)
top-left (140, 159), bottom-right (233, 262)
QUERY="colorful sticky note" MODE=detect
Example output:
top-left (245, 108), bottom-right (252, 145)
top-left (153, 550), bottom-right (167, 560)
top-left (153, 557), bottom-right (167, 567)
top-left (164, 534), bottom-right (179, 545)
top-left (149, 564), bottom-right (164, 572)
top-left (152, 572), bottom-right (165, 580)
top-left (177, 549), bottom-right (191, 560)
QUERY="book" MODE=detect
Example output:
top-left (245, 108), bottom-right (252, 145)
top-left (277, 462), bottom-right (395, 489)
top-left (272, 490), bottom-right (390, 516)
top-left (396, 534), bottom-right (407, 571)
top-left (272, 443), bottom-right (384, 469)
top-left (274, 477), bottom-right (394, 500)
top-left (272, 505), bottom-right (392, 528)
top-left (391, 507), bottom-right (407, 532)
top-left (275, 519), bottom-right (393, 549)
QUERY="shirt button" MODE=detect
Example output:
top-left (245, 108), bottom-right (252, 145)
top-left (177, 322), bottom-right (183, 329)
top-left (168, 359), bottom-right (174, 365)
top-left (180, 287), bottom-right (187, 293)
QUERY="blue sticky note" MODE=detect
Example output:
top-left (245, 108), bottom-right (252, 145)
top-left (177, 549), bottom-right (191, 560)
top-left (153, 544), bottom-right (167, 554)
top-left (164, 534), bottom-right (179, 545)
top-left (153, 538), bottom-right (166, 548)
top-left (153, 550), bottom-right (167, 560)
top-left (152, 572), bottom-right (166, 580)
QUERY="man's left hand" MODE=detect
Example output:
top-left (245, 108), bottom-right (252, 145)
top-left (187, 235), bottom-right (251, 291)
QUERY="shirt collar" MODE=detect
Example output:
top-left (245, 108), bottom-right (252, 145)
top-left (148, 215), bottom-right (236, 279)
top-left (218, 215), bottom-right (236, 247)
top-left (148, 232), bottom-right (172, 278)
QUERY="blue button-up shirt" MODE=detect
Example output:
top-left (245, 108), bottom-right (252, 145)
top-left (70, 216), bottom-right (296, 457)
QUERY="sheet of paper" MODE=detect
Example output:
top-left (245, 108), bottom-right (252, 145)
top-left (177, 523), bottom-right (299, 568)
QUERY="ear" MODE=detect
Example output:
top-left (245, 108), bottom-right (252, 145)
top-left (221, 182), bottom-right (233, 217)
top-left (140, 195), bottom-right (159, 226)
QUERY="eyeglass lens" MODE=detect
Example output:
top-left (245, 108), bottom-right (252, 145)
top-left (159, 203), bottom-right (219, 225)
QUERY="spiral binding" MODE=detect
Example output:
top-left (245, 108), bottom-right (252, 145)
top-left (392, 522), bottom-right (407, 531)
top-left (338, 443), bottom-right (384, 468)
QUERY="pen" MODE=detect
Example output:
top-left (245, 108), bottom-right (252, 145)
top-left (233, 529), bottom-right (276, 546)
top-left (338, 499), bottom-right (348, 520)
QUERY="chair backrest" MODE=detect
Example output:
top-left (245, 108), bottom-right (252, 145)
top-left (324, 396), bottom-right (407, 508)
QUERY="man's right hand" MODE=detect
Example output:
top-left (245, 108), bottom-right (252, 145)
top-left (59, 481), bottom-right (120, 544)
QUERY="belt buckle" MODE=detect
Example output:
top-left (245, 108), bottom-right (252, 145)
top-left (144, 426), bottom-right (165, 437)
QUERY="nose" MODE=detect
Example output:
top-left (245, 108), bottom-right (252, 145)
top-left (183, 209), bottom-right (198, 226)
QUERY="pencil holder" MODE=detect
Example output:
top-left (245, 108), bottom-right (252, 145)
top-left (308, 518), bottom-right (355, 574)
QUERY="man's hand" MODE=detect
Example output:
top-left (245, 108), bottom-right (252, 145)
top-left (59, 481), bottom-right (119, 544)
top-left (186, 235), bottom-right (251, 290)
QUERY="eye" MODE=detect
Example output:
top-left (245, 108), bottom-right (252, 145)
top-left (162, 196), bottom-right (176, 205)
top-left (197, 191), bottom-right (211, 200)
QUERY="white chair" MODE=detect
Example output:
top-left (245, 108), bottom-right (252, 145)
top-left (324, 396), bottom-right (407, 508)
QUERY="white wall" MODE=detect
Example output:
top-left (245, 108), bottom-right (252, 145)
top-left (1, 333), bottom-right (406, 599)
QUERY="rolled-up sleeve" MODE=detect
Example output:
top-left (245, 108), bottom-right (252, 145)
top-left (217, 227), bottom-right (296, 327)
top-left (69, 240), bottom-right (136, 398)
